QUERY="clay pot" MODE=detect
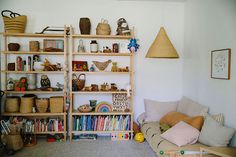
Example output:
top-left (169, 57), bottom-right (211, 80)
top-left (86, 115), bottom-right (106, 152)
top-left (8, 43), bottom-right (20, 51)
top-left (79, 18), bottom-right (91, 34)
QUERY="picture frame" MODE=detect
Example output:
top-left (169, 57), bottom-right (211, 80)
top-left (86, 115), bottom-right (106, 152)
top-left (211, 48), bottom-right (231, 80)
top-left (43, 39), bottom-right (64, 52)
top-left (72, 61), bottom-right (88, 71)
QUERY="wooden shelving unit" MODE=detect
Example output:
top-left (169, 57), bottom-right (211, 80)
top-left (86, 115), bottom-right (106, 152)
top-left (0, 27), bottom-right (68, 141)
top-left (69, 26), bottom-right (135, 142)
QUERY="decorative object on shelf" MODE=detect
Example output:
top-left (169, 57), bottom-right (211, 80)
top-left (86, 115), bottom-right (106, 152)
top-left (7, 63), bottom-right (15, 71)
top-left (79, 17), bottom-right (91, 34)
top-left (110, 83), bottom-right (118, 91)
top-left (116, 18), bottom-right (131, 36)
top-left (20, 95), bottom-right (35, 113)
top-left (16, 56), bottom-right (23, 71)
top-left (128, 38), bottom-right (139, 53)
top-left (146, 27), bottom-right (179, 58)
top-left (111, 62), bottom-right (118, 72)
top-left (91, 84), bottom-right (99, 91)
top-left (15, 77), bottom-right (28, 91)
top-left (92, 60), bottom-right (112, 71)
top-left (35, 26), bottom-right (69, 35)
top-left (111, 133), bottom-right (129, 141)
top-left (112, 93), bottom-right (129, 112)
top-left (23, 134), bottom-right (37, 147)
top-left (72, 73), bottom-right (86, 91)
top-left (100, 82), bottom-right (109, 91)
top-left (72, 61), bottom-right (88, 71)
top-left (84, 86), bottom-right (91, 91)
top-left (42, 59), bottom-right (61, 71)
top-left (95, 101), bottom-right (112, 112)
top-left (90, 40), bottom-right (98, 53)
top-left (40, 75), bottom-right (51, 89)
top-left (1, 10), bottom-right (27, 33)
top-left (56, 82), bottom-right (64, 90)
top-left (78, 104), bottom-right (92, 113)
top-left (32, 55), bottom-right (40, 71)
top-left (96, 19), bottom-right (111, 35)
top-left (7, 78), bottom-right (15, 91)
top-left (117, 66), bottom-right (129, 72)
top-left (112, 43), bottom-right (119, 53)
top-left (29, 41), bottom-right (40, 52)
top-left (27, 74), bottom-right (36, 90)
top-left (36, 98), bottom-right (49, 113)
top-left (89, 100), bottom-right (97, 110)
top-left (103, 46), bottom-right (111, 53)
top-left (8, 43), bottom-right (20, 51)
top-left (77, 39), bottom-right (85, 52)
top-left (5, 96), bottom-right (20, 113)
top-left (89, 64), bottom-right (96, 72)
top-left (49, 96), bottom-right (64, 113)
top-left (27, 56), bottom-right (32, 71)
top-left (33, 61), bottom-right (44, 71)
top-left (211, 48), bottom-right (231, 80)
top-left (134, 132), bottom-right (144, 143)
top-left (43, 39), bottom-right (64, 52)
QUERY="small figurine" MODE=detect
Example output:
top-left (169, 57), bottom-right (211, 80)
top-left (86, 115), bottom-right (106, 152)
top-left (7, 78), bottom-right (14, 91)
top-left (128, 38), bottom-right (140, 52)
top-left (116, 18), bottom-right (131, 35)
top-left (56, 63), bottom-right (62, 71)
top-left (40, 75), bottom-right (51, 89)
top-left (111, 62), bottom-right (118, 72)
top-left (56, 82), bottom-right (64, 90)
top-left (101, 82), bottom-right (109, 91)
top-left (103, 46), bottom-right (112, 53)
top-left (110, 83), bottom-right (118, 91)
top-left (77, 39), bottom-right (85, 52)
top-left (89, 64), bottom-right (96, 72)
top-left (15, 77), bottom-right (28, 91)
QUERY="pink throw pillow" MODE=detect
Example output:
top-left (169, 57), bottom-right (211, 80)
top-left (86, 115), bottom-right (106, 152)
top-left (161, 121), bottom-right (200, 147)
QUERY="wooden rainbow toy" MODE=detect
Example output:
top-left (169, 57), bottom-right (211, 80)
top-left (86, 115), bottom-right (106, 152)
top-left (95, 101), bottom-right (112, 112)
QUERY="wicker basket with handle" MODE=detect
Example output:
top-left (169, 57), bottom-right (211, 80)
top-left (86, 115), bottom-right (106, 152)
top-left (49, 96), bottom-right (64, 113)
top-left (1, 10), bottom-right (27, 33)
top-left (36, 98), bottom-right (49, 113)
top-left (72, 73), bottom-right (86, 91)
top-left (96, 19), bottom-right (111, 35)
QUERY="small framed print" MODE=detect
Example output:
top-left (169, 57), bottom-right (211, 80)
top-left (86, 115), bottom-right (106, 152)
top-left (43, 39), bottom-right (64, 52)
top-left (72, 61), bottom-right (88, 71)
top-left (211, 48), bottom-right (231, 80)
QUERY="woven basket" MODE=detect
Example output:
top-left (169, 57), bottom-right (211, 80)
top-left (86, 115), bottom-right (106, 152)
top-left (49, 96), bottom-right (64, 113)
top-left (20, 96), bottom-right (35, 113)
top-left (36, 98), bottom-right (49, 113)
top-left (6, 134), bottom-right (23, 151)
top-left (72, 74), bottom-right (86, 91)
top-left (2, 10), bottom-right (27, 33)
top-left (5, 96), bottom-right (20, 113)
top-left (96, 19), bottom-right (111, 35)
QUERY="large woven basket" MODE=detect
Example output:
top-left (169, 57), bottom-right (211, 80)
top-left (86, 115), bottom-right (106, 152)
top-left (36, 98), bottom-right (49, 113)
top-left (6, 134), bottom-right (23, 151)
top-left (20, 96), bottom-right (35, 113)
top-left (5, 96), bottom-right (20, 113)
top-left (49, 96), bottom-right (64, 113)
top-left (1, 10), bottom-right (27, 33)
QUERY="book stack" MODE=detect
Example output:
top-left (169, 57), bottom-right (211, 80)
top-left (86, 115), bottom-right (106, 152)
top-left (72, 115), bottom-right (131, 131)
top-left (24, 118), bottom-right (64, 133)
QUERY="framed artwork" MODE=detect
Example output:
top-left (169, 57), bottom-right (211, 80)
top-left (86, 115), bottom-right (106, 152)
top-left (211, 48), bottom-right (231, 80)
top-left (43, 39), bottom-right (64, 52)
top-left (112, 93), bottom-right (129, 111)
top-left (72, 61), bottom-right (88, 71)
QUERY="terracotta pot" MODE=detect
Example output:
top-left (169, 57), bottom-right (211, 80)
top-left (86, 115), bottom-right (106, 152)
top-left (79, 18), bottom-right (91, 34)
top-left (8, 43), bottom-right (20, 51)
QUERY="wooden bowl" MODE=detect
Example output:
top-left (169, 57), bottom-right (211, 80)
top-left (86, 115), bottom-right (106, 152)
top-left (78, 104), bottom-right (92, 113)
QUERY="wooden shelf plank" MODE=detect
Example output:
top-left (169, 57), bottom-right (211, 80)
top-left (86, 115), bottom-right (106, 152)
top-left (72, 112), bottom-right (132, 116)
top-left (72, 71), bottom-right (130, 74)
top-left (72, 34), bottom-right (133, 39)
top-left (72, 52), bottom-right (131, 56)
top-left (5, 91), bottom-right (64, 94)
top-left (72, 130), bottom-right (133, 134)
top-left (1, 70), bottom-right (65, 74)
top-left (2, 112), bottom-right (66, 116)
top-left (1, 32), bottom-right (64, 38)
top-left (1, 51), bottom-right (64, 55)
top-left (71, 91), bottom-right (128, 94)
top-left (24, 131), bottom-right (65, 135)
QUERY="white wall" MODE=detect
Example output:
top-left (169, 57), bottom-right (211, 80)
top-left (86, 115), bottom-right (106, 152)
top-left (184, 0), bottom-right (236, 146)
top-left (0, 0), bottom-right (184, 119)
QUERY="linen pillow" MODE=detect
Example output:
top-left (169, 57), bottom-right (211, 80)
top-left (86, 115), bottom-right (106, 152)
top-left (177, 97), bottom-right (209, 116)
top-left (202, 113), bottom-right (224, 125)
top-left (160, 111), bottom-right (204, 130)
top-left (161, 121), bottom-right (200, 147)
top-left (198, 116), bottom-right (235, 147)
top-left (144, 99), bottom-right (178, 122)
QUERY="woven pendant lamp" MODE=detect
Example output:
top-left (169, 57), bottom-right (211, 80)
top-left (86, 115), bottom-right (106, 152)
top-left (146, 27), bottom-right (179, 58)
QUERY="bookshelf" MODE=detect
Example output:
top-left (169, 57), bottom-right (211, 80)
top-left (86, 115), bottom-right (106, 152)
top-left (69, 26), bottom-right (135, 142)
top-left (0, 27), bottom-right (68, 141)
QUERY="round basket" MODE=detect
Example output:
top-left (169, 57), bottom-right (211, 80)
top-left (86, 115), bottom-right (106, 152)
top-left (5, 96), bottom-right (20, 113)
top-left (20, 96), bottom-right (35, 113)
top-left (78, 104), bottom-right (92, 113)
top-left (36, 98), bottom-right (49, 113)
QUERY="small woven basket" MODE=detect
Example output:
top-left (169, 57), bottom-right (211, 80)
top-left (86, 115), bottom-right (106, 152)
top-left (49, 96), bottom-right (64, 113)
top-left (96, 19), bottom-right (111, 35)
top-left (72, 74), bottom-right (86, 91)
top-left (1, 10), bottom-right (27, 33)
top-left (36, 98), bottom-right (49, 113)
top-left (5, 96), bottom-right (20, 113)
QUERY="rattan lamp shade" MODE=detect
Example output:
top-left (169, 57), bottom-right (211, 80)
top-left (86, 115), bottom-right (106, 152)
top-left (146, 27), bottom-right (179, 58)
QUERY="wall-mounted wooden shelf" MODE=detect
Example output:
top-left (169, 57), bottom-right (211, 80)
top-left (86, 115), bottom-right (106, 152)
top-left (72, 112), bottom-right (132, 116)
top-left (2, 112), bottom-right (66, 116)
top-left (0, 32), bottom-right (65, 38)
top-left (5, 90), bottom-right (64, 94)
top-left (72, 34), bottom-right (133, 39)
top-left (1, 51), bottom-right (64, 55)
top-left (1, 70), bottom-right (64, 74)
top-left (72, 52), bottom-right (132, 56)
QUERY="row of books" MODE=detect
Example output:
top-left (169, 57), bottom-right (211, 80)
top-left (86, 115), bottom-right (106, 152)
top-left (24, 118), bottom-right (64, 133)
top-left (72, 115), bottom-right (131, 131)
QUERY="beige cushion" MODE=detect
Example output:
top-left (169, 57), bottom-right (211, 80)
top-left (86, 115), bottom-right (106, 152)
top-left (177, 96), bottom-right (208, 116)
top-left (199, 116), bottom-right (235, 147)
top-left (203, 113), bottom-right (224, 125)
top-left (144, 99), bottom-right (178, 122)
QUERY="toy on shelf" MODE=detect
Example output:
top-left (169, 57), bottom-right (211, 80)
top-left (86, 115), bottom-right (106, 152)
top-left (89, 100), bottom-right (97, 110)
top-left (89, 64), bottom-right (95, 72)
top-left (128, 38), bottom-right (139, 52)
top-left (42, 59), bottom-right (61, 71)
top-left (7, 78), bottom-right (15, 91)
top-left (112, 43), bottom-right (119, 53)
top-left (95, 101), bottom-right (112, 112)
top-left (56, 82), bottom-right (64, 90)
top-left (92, 60), bottom-right (111, 71)
top-left (91, 84), bottom-right (99, 91)
top-left (111, 62), bottom-right (118, 72)
top-left (72, 61), bottom-right (88, 71)
top-left (15, 77), bottom-right (28, 91)
top-left (78, 104), bottom-right (92, 113)
top-left (40, 75), bottom-right (51, 89)
top-left (110, 83), bottom-right (118, 91)
top-left (103, 46), bottom-right (111, 53)
top-left (100, 82), bottom-right (109, 91)
top-left (116, 18), bottom-right (131, 36)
